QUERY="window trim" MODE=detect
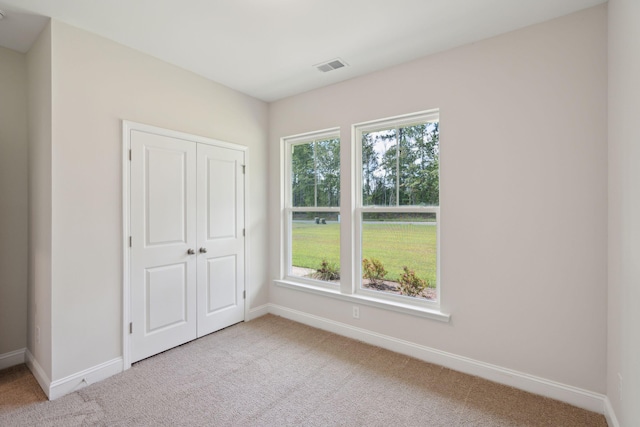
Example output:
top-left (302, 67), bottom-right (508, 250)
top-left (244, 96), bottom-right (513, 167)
top-left (278, 110), bottom-right (449, 322)
top-left (274, 278), bottom-right (450, 322)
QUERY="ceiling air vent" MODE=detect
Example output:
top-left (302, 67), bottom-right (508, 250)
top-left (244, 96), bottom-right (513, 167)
top-left (315, 58), bottom-right (348, 73)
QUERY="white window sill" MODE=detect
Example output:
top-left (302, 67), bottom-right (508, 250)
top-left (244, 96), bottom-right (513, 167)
top-left (274, 279), bottom-right (451, 323)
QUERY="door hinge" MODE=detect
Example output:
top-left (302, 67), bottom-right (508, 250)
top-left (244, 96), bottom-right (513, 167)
top-left (242, 165), bottom-right (245, 174)
top-left (242, 228), bottom-right (245, 237)
top-left (129, 236), bottom-right (132, 247)
top-left (243, 290), bottom-right (246, 300)
top-left (129, 322), bottom-right (133, 334)
top-left (129, 149), bottom-right (131, 161)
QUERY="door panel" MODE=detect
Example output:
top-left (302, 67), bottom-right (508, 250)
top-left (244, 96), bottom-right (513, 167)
top-left (206, 256), bottom-right (237, 313)
top-left (145, 148), bottom-right (188, 245)
top-left (197, 144), bottom-right (245, 337)
top-left (130, 130), bottom-right (197, 363)
top-left (146, 263), bottom-right (188, 332)
top-left (207, 158), bottom-right (237, 240)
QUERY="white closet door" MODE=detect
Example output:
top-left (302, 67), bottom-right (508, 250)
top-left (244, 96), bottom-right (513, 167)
top-left (130, 130), bottom-right (197, 363)
top-left (196, 144), bottom-right (245, 337)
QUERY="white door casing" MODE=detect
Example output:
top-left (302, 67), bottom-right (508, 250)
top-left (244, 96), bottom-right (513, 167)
top-left (197, 144), bottom-right (245, 337)
top-left (125, 122), bottom-right (247, 366)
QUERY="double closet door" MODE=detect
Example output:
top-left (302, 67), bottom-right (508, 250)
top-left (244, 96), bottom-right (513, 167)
top-left (129, 126), bottom-right (245, 363)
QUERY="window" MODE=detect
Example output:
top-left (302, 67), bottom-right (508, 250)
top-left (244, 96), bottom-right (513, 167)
top-left (280, 110), bottom-right (442, 317)
top-left (356, 111), bottom-right (440, 305)
top-left (284, 129), bottom-right (341, 286)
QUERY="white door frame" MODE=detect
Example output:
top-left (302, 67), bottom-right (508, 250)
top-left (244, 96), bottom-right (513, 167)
top-left (122, 120), bottom-right (250, 370)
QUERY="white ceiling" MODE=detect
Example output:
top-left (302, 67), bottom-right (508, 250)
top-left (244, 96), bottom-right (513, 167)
top-left (0, 0), bottom-right (606, 102)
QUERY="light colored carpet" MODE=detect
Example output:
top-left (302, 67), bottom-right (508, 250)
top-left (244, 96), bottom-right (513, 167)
top-left (0, 314), bottom-right (607, 426)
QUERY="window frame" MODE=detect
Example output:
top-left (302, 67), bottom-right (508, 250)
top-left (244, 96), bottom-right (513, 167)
top-left (282, 128), bottom-right (341, 290)
top-left (354, 110), bottom-right (441, 309)
top-left (277, 110), bottom-right (448, 322)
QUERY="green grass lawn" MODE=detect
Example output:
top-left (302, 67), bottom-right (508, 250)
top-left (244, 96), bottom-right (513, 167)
top-left (292, 221), bottom-right (437, 285)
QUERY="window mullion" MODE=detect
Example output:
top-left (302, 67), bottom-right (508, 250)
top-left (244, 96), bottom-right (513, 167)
top-left (313, 141), bottom-right (318, 208)
top-left (395, 126), bottom-right (400, 207)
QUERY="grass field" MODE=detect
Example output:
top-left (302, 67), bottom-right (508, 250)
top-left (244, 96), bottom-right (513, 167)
top-left (292, 221), bottom-right (437, 286)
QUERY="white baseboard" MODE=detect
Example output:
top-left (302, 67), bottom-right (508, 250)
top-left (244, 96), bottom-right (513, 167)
top-left (267, 303), bottom-right (608, 415)
top-left (604, 397), bottom-right (620, 427)
top-left (247, 303), bottom-right (269, 321)
top-left (25, 350), bottom-right (123, 401)
top-left (49, 357), bottom-right (123, 400)
top-left (25, 349), bottom-right (51, 399)
top-left (0, 347), bottom-right (26, 370)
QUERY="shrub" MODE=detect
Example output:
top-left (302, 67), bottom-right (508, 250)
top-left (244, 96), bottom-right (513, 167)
top-left (397, 266), bottom-right (427, 297)
top-left (362, 258), bottom-right (387, 285)
top-left (313, 258), bottom-right (340, 281)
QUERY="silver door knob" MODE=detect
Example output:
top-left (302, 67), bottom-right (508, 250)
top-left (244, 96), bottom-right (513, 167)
top-left (199, 247), bottom-right (207, 254)
top-left (187, 248), bottom-right (196, 255)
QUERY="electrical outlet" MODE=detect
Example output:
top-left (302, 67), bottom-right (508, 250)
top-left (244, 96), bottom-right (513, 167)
top-left (618, 373), bottom-right (623, 402)
top-left (352, 306), bottom-right (360, 319)
top-left (35, 326), bottom-right (41, 344)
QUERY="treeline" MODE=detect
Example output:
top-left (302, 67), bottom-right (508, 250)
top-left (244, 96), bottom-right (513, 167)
top-left (291, 122), bottom-right (439, 208)
top-left (362, 122), bottom-right (439, 207)
top-left (291, 138), bottom-right (340, 207)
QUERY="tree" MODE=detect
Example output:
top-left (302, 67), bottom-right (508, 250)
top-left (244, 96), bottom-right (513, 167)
top-left (399, 122), bottom-right (439, 206)
top-left (315, 138), bottom-right (340, 207)
top-left (362, 133), bottom-right (378, 206)
top-left (291, 143), bottom-right (315, 207)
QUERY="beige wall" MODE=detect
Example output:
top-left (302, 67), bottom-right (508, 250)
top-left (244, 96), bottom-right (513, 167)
top-left (26, 22), bottom-right (53, 381)
top-left (0, 46), bottom-right (28, 357)
top-left (269, 6), bottom-right (607, 393)
top-left (46, 20), bottom-right (269, 380)
top-left (608, 0), bottom-right (640, 424)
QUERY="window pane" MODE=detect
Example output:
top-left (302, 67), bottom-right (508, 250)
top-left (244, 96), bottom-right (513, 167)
top-left (361, 212), bottom-right (436, 300)
top-left (292, 138), bottom-right (340, 208)
top-left (398, 123), bottom-right (439, 206)
top-left (362, 122), bottom-right (439, 207)
top-left (291, 211), bottom-right (340, 283)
